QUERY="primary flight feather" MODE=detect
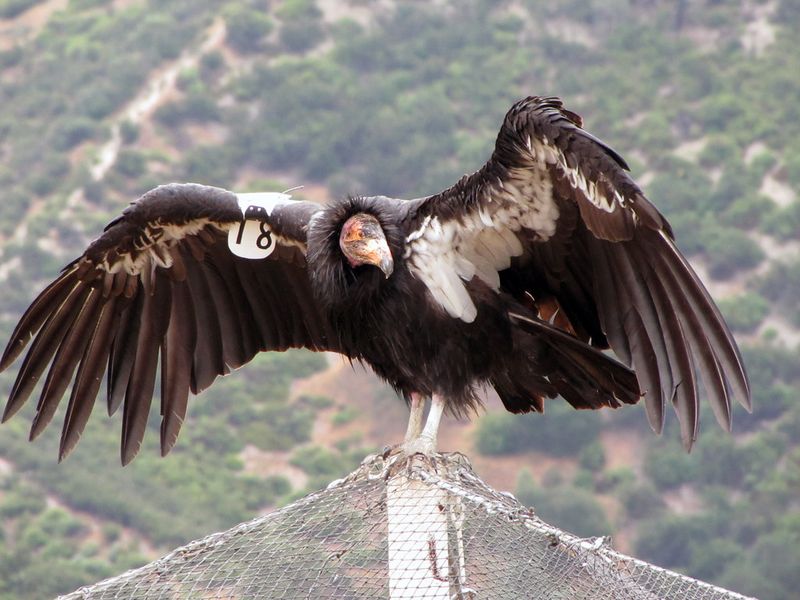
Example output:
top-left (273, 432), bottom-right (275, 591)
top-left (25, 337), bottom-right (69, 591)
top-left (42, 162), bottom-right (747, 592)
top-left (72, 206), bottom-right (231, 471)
top-left (0, 96), bottom-right (750, 464)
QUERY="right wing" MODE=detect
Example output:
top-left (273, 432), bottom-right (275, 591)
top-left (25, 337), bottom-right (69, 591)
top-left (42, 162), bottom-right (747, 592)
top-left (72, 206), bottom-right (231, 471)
top-left (404, 97), bottom-right (750, 449)
top-left (0, 183), bottom-right (336, 464)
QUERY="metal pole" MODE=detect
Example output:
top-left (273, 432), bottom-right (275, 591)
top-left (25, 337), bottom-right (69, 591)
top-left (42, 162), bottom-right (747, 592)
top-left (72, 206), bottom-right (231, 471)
top-left (387, 457), bottom-right (450, 599)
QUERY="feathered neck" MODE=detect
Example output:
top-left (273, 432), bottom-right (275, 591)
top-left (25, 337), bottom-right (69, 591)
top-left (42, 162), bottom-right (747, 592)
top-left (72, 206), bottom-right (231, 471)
top-left (306, 196), bottom-right (405, 314)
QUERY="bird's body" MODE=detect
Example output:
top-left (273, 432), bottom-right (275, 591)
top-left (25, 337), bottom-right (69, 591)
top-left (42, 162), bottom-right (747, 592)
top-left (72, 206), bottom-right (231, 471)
top-left (308, 196), bottom-right (637, 418)
top-left (0, 97), bottom-right (750, 464)
top-left (310, 195), bottom-right (512, 412)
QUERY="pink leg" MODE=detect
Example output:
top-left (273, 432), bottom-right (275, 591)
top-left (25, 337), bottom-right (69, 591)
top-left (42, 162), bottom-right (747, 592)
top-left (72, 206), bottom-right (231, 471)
top-left (400, 393), bottom-right (445, 456)
top-left (404, 392), bottom-right (426, 443)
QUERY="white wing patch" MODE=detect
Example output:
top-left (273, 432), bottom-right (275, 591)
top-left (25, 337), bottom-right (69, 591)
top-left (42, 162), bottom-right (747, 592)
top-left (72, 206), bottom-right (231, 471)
top-left (552, 147), bottom-right (628, 213)
top-left (235, 192), bottom-right (293, 214)
top-left (99, 192), bottom-right (304, 276)
top-left (406, 125), bottom-right (632, 322)
top-left (406, 140), bottom-right (560, 323)
top-left (101, 217), bottom-right (220, 275)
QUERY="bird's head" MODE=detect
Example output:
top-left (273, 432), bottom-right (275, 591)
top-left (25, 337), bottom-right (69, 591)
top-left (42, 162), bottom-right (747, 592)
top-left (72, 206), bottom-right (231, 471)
top-left (339, 213), bottom-right (394, 278)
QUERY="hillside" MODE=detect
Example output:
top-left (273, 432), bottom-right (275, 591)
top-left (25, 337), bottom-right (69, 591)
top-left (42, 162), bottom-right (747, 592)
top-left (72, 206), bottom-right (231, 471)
top-left (0, 1), bottom-right (798, 598)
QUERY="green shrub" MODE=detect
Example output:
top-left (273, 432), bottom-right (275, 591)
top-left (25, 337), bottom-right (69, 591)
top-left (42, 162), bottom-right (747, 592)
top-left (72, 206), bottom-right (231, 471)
top-left (763, 201), bottom-right (800, 240)
top-left (277, 0), bottom-right (322, 20)
top-left (621, 483), bottom-right (665, 519)
top-left (155, 94), bottom-right (219, 127)
top-left (0, 485), bottom-right (46, 519)
top-left (693, 432), bottom-right (749, 488)
top-left (717, 292), bottom-right (770, 333)
top-left (721, 531), bottom-right (800, 599)
top-left (290, 445), bottom-right (363, 490)
top-left (239, 474), bottom-right (291, 510)
top-left (331, 405), bottom-right (359, 426)
top-left (699, 137), bottom-right (738, 167)
top-left (83, 179), bottom-right (105, 204)
top-left (699, 94), bottom-right (745, 132)
top-left (0, 45), bottom-right (23, 69)
top-left (240, 404), bottom-right (314, 451)
top-left (35, 508), bottom-right (86, 539)
top-left (749, 151), bottom-right (776, 177)
top-left (718, 557), bottom-right (784, 600)
top-left (225, 7), bottom-right (274, 54)
top-left (703, 226), bottom-right (765, 279)
top-left (572, 468), bottom-right (595, 490)
top-left (69, 0), bottom-right (111, 8)
top-left (176, 67), bottom-right (202, 93)
top-left (635, 514), bottom-right (707, 570)
top-left (516, 469), bottom-right (537, 503)
top-left (0, 0), bottom-right (39, 19)
top-left (80, 86), bottom-right (125, 120)
top-left (644, 441), bottom-right (696, 489)
top-left (296, 394), bottom-right (334, 409)
top-left (199, 50), bottom-right (225, 81)
top-left (181, 145), bottom-right (234, 186)
top-left (115, 150), bottom-right (147, 178)
top-left (754, 259), bottom-right (800, 326)
top-left (475, 404), bottom-right (601, 457)
top-left (690, 538), bottom-right (744, 581)
top-left (595, 467), bottom-right (635, 493)
top-left (645, 159), bottom-right (713, 215)
top-left (101, 523), bottom-right (121, 544)
top-left (785, 148), bottom-right (800, 189)
top-left (279, 22), bottom-right (324, 53)
top-left (119, 119), bottom-right (139, 144)
top-left (721, 193), bottom-right (773, 228)
top-left (516, 480), bottom-right (611, 538)
top-left (29, 156), bottom-right (70, 196)
top-left (635, 113), bottom-right (673, 154)
top-left (578, 440), bottom-right (606, 471)
top-left (51, 117), bottom-right (98, 150)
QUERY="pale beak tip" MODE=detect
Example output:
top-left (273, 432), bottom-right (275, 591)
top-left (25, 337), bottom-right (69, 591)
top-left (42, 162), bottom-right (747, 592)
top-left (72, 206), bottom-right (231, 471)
top-left (380, 256), bottom-right (394, 279)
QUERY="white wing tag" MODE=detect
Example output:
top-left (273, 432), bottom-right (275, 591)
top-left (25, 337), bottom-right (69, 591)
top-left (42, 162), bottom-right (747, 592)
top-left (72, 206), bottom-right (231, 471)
top-left (228, 192), bottom-right (292, 259)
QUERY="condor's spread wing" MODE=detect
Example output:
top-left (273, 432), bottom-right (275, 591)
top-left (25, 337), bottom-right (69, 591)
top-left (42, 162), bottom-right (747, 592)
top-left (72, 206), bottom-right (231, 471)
top-left (1, 183), bottom-right (335, 464)
top-left (405, 96), bottom-right (750, 449)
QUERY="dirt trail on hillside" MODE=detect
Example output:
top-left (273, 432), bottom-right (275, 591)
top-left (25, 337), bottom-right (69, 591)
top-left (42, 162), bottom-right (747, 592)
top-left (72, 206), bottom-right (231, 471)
top-left (0, 0), bottom-right (68, 50)
top-left (90, 19), bottom-right (226, 182)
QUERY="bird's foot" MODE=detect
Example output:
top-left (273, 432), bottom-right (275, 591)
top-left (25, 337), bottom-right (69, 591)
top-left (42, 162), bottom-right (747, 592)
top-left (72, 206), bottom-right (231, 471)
top-left (399, 434), bottom-right (438, 458)
top-left (379, 435), bottom-right (439, 473)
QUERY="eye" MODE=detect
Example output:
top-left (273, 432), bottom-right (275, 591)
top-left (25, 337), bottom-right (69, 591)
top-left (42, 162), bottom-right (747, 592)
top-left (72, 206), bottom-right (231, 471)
top-left (340, 217), bottom-right (364, 245)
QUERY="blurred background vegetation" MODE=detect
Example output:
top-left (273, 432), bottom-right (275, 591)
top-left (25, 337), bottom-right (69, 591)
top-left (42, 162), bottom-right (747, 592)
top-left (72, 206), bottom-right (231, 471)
top-left (0, 0), bottom-right (798, 598)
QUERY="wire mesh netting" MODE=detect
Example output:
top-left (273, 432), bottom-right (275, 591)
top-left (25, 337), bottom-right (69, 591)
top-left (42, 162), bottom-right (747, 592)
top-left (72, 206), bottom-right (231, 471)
top-left (59, 453), bottom-right (755, 599)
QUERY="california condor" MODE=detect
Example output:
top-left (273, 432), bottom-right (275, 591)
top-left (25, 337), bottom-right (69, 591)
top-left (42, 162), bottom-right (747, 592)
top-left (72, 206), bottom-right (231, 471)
top-left (0, 96), bottom-right (750, 464)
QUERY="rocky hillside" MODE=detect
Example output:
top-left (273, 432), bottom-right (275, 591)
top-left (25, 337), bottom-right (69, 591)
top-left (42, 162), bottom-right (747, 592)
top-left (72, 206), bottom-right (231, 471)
top-left (0, 1), bottom-right (798, 598)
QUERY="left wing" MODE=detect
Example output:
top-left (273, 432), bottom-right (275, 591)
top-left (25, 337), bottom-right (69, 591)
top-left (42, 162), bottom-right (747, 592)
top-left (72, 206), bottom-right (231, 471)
top-left (0, 183), bottom-right (335, 463)
top-left (404, 96), bottom-right (750, 449)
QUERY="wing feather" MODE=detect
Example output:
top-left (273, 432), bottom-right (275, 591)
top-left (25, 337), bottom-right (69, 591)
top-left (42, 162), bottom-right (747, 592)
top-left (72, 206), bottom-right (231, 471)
top-left (160, 280), bottom-right (195, 457)
top-left (0, 268), bottom-right (78, 371)
top-left (107, 294), bottom-right (141, 416)
top-left (656, 233), bottom-right (750, 409)
top-left (200, 248), bottom-right (250, 370)
top-left (30, 287), bottom-right (103, 441)
top-left (597, 242), bottom-right (666, 432)
top-left (121, 270), bottom-right (171, 465)
top-left (59, 296), bottom-right (119, 461)
top-left (3, 281), bottom-right (90, 422)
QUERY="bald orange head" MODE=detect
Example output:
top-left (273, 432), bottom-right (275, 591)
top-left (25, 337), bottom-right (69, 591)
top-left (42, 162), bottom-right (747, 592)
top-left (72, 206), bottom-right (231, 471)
top-left (339, 214), bottom-right (394, 278)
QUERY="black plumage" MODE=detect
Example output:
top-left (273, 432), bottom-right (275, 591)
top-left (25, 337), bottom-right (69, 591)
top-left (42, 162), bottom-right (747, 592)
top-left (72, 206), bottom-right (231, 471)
top-left (0, 97), bottom-right (750, 464)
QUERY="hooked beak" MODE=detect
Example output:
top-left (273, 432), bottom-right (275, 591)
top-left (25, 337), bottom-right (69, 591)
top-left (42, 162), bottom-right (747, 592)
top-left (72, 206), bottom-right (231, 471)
top-left (373, 240), bottom-right (394, 278)
top-left (353, 233), bottom-right (394, 279)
